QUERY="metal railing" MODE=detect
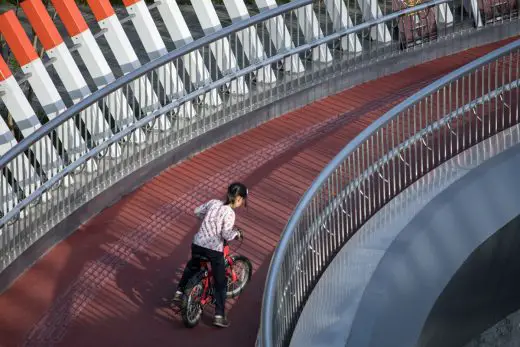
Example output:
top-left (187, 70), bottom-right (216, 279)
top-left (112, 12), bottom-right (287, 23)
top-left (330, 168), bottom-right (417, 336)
top-left (0, 0), bottom-right (517, 277)
top-left (258, 38), bottom-right (520, 347)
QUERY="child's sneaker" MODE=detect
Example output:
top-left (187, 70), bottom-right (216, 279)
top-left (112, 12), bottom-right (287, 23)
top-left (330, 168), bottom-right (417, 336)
top-left (213, 315), bottom-right (230, 328)
top-left (172, 290), bottom-right (184, 307)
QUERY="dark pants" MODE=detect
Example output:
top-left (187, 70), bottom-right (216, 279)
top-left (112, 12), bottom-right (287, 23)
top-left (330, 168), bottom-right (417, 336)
top-left (177, 243), bottom-right (227, 316)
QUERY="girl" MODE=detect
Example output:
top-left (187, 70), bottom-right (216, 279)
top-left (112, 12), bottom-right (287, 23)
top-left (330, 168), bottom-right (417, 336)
top-left (173, 182), bottom-right (248, 328)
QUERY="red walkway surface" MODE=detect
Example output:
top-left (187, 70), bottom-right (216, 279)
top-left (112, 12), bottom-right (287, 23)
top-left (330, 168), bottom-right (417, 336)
top-left (0, 38), bottom-right (517, 347)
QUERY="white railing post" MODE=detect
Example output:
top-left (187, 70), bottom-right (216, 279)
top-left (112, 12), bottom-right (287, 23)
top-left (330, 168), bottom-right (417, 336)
top-left (0, 10), bottom-right (96, 172)
top-left (324, 0), bottom-right (363, 52)
top-left (255, 0), bottom-right (306, 73)
top-left (0, 54), bottom-right (66, 182)
top-left (222, 0), bottom-right (278, 83)
top-left (191, 0), bottom-right (249, 94)
top-left (22, 0), bottom-right (122, 157)
top-left (153, 0), bottom-right (223, 106)
top-left (120, 0), bottom-right (197, 123)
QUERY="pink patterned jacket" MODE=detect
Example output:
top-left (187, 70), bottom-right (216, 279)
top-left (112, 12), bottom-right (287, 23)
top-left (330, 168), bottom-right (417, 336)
top-left (192, 199), bottom-right (239, 252)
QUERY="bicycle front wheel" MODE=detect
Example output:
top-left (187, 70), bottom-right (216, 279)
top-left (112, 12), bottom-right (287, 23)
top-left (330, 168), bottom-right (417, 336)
top-left (226, 255), bottom-right (252, 298)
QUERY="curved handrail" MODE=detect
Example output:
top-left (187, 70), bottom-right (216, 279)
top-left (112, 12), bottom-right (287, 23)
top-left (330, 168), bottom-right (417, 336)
top-left (144, 0), bottom-right (452, 119)
top-left (0, 0), bottom-right (515, 316)
top-left (259, 38), bottom-right (520, 346)
top-left (0, 0), bottom-right (453, 227)
top-left (0, 0), bottom-right (312, 170)
top-left (0, 0), bottom-right (455, 170)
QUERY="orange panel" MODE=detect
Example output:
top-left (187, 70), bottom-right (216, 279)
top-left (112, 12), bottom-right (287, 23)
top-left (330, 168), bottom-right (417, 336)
top-left (0, 55), bottom-right (13, 81)
top-left (50, 0), bottom-right (88, 37)
top-left (21, 0), bottom-right (64, 50)
top-left (0, 10), bottom-right (39, 67)
top-left (86, 0), bottom-right (115, 21)
top-left (121, 0), bottom-right (141, 7)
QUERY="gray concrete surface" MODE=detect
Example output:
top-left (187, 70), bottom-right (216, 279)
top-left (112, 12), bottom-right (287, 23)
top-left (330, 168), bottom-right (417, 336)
top-left (464, 306), bottom-right (520, 347)
top-left (419, 213), bottom-right (520, 347)
top-left (346, 136), bottom-right (520, 347)
top-left (290, 123), bottom-right (520, 347)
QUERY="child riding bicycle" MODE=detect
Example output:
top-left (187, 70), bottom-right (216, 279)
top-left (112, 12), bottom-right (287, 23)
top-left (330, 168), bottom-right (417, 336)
top-left (173, 182), bottom-right (248, 328)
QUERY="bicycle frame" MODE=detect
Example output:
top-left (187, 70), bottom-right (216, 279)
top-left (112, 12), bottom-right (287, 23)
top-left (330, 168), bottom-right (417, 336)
top-left (197, 244), bottom-right (239, 306)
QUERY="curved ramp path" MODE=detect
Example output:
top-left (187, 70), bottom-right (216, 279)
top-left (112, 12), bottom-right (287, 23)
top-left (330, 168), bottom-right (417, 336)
top-left (0, 38), bottom-right (516, 347)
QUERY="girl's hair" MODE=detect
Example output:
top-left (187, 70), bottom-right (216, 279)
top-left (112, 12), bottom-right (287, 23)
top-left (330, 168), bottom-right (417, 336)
top-left (225, 182), bottom-right (248, 206)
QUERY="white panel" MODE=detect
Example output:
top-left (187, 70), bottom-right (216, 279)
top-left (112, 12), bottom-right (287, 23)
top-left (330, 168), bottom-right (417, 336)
top-left (0, 76), bottom-right (65, 179)
top-left (21, 61), bottom-right (96, 172)
top-left (222, 0), bottom-right (277, 83)
top-left (436, 3), bottom-right (454, 24)
top-left (356, 0), bottom-right (392, 42)
top-left (97, 15), bottom-right (154, 142)
top-left (101, 15), bottom-right (159, 111)
top-left (125, 1), bottom-right (177, 95)
top-left (71, 31), bottom-right (145, 131)
top-left (153, 0), bottom-right (222, 105)
top-left (464, 0), bottom-right (483, 27)
top-left (72, 30), bottom-right (114, 88)
top-left (125, 0), bottom-right (197, 119)
top-left (324, 0), bottom-right (362, 52)
top-left (47, 43), bottom-right (121, 157)
top-left (255, 0), bottom-right (305, 73)
top-left (191, 0), bottom-right (249, 94)
top-left (295, 4), bottom-right (333, 62)
top-left (0, 118), bottom-right (40, 198)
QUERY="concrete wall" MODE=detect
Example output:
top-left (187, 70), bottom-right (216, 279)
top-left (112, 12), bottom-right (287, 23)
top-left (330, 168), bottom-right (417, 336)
top-left (346, 137), bottom-right (520, 347)
top-left (291, 124), bottom-right (520, 347)
top-left (419, 214), bottom-right (520, 347)
top-left (464, 306), bottom-right (520, 347)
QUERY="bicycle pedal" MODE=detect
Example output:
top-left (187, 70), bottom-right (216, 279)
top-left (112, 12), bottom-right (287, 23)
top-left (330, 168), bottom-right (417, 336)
top-left (170, 303), bottom-right (182, 313)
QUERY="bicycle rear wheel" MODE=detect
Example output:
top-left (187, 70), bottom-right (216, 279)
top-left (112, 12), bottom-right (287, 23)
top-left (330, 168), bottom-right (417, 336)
top-left (226, 255), bottom-right (252, 298)
top-left (181, 274), bottom-right (205, 328)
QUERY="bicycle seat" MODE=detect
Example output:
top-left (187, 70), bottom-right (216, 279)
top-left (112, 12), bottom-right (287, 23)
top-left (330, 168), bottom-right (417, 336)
top-left (194, 255), bottom-right (211, 262)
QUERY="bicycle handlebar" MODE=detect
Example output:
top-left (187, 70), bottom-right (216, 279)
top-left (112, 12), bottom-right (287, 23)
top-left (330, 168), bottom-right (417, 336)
top-left (222, 227), bottom-right (244, 246)
top-left (234, 227), bottom-right (244, 240)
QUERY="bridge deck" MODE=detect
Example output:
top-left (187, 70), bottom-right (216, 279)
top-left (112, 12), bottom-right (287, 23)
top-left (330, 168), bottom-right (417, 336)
top-left (0, 38), bottom-right (516, 347)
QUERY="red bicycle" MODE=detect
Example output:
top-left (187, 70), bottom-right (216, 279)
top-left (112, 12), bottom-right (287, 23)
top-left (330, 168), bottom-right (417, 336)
top-left (180, 229), bottom-right (252, 328)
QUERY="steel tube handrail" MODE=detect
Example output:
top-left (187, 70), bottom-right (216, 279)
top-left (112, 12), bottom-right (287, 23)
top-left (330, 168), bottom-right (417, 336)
top-left (0, 0), bottom-right (516, 335)
top-left (0, 0), bottom-right (455, 171)
top-left (267, 77), bottom-right (520, 314)
top-left (149, 0), bottom-right (452, 118)
top-left (259, 37), bottom-right (520, 347)
top-left (0, 0), bottom-right (456, 227)
top-left (0, 0), bottom-right (313, 170)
